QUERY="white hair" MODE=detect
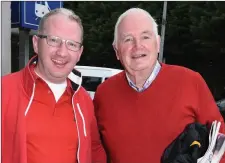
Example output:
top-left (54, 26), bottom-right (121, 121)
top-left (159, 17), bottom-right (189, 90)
top-left (113, 8), bottom-right (158, 47)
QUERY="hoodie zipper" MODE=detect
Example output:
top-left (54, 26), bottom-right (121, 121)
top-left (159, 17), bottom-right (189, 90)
top-left (72, 101), bottom-right (87, 163)
top-left (76, 103), bottom-right (87, 137)
top-left (72, 100), bottom-right (81, 163)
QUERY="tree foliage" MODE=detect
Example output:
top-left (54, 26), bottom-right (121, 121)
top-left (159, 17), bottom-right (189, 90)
top-left (10, 2), bottom-right (225, 98)
top-left (64, 1), bottom-right (163, 69)
top-left (63, 1), bottom-right (225, 99)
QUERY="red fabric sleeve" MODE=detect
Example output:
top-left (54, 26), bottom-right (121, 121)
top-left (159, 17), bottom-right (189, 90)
top-left (86, 91), bottom-right (106, 163)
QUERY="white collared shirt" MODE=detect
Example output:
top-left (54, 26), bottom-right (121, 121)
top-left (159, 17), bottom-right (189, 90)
top-left (125, 61), bottom-right (161, 92)
top-left (35, 70), bottom-right (67, 102)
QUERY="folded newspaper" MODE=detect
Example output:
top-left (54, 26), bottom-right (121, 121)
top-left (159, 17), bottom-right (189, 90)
top-left (197, 120), bottom-right (225, 163)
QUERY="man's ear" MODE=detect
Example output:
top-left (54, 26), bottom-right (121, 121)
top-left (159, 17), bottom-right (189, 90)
top-left (32, 35), bottom-right (39, 54)
top-left (113, 44), bottom-right (120, 60)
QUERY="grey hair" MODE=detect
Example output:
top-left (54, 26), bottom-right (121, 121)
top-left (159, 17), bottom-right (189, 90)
top-left (113, 8), bottom-right (158, 47)
top-left (38, 8), bottom-right (83, 42)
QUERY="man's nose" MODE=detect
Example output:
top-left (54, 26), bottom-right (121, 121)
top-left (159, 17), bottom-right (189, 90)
top-left (57, 41), bottom-right (68, 57)
top-left (133, 39), bottom-right (142, 48)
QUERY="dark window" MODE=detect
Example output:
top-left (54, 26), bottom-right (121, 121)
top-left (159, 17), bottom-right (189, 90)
top-left (82, 76), bottom-right (102, 91)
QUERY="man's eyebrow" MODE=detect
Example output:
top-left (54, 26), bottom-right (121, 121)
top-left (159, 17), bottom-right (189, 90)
top-left (121, 33), bottom-right (132, 38)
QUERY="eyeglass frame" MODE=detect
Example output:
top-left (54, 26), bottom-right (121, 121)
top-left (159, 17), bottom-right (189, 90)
top-left (37, 34), bottom-right (83, 52)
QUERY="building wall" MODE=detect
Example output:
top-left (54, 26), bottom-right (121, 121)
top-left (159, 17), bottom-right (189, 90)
top-left (1, 1), bottom-right (11, 76)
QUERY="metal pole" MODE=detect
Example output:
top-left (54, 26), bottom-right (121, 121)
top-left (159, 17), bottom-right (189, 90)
top-left (159, 1), bottom-right (167, 63)
top-left (19, 27), bottom-right (30, 70)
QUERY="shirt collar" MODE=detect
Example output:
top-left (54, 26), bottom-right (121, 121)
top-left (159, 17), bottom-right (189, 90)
top-left (125, 60), bottom-right (161, 92)
top-left (30, 64), bottom-right (74, 95)
top-left (22, 55), bottom-right (82, 97)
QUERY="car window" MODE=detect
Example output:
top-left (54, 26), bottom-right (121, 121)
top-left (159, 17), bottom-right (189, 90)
top-left (82, 76), bottom-right (102, 92)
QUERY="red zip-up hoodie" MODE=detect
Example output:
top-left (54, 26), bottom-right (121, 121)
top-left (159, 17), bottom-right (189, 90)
top-left (2, 56), bottom-right (106, 163)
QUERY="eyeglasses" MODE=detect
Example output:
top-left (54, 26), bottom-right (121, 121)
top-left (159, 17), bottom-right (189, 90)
top-left (37, 34), bottom-right (82, 52)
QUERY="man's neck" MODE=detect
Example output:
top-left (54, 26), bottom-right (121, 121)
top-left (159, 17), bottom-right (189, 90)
top-left (126, 62), bottom-right (157, 89)
top-left (34, 66), bottom-right (66, 84)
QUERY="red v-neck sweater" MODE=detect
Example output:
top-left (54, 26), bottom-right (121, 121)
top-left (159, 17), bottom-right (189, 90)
top-left (94, 63), bottom-right (225, 163)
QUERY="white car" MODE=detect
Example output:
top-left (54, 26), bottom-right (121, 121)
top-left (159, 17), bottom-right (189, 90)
top-left (75, 65), bottom-right (122, 99)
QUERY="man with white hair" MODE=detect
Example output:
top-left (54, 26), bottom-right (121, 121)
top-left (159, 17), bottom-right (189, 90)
top-left (93, 8), bottom-right (225, 162)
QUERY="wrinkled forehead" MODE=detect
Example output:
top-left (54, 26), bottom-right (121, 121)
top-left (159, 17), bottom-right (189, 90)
top-left (118, 12), bottom-right (154, 37)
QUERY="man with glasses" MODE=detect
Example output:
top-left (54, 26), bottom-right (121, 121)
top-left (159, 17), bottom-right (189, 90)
top-left (2, 8), bottom-right (106, 163)
top-left (37, 34), bottom-right (82, 52)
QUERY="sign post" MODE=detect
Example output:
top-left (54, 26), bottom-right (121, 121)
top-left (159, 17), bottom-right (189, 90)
top-left (11, 1), bottom-right (63, 69)
top-left (19, 28), bottom-right (30, 70)
top-left (159, 1), bottom-right (167, 63)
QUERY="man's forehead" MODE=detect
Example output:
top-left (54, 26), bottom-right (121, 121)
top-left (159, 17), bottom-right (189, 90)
top-left (43, 15), bottom-right (79, 31)
top-left (120, 11), bottom-right (152, 24)
top-left (120, 30), bottom-right (154, 38)
top-left (118, 14), bottom-right (154, 34)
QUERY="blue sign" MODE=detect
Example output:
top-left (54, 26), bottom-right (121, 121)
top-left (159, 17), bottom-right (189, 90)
top-left (11, 1), bottom-right (20, 28)
top-left (11, 1), bottom-right (63, 30)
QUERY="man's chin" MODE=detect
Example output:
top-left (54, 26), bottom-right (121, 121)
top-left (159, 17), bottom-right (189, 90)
top-left (129, 65), bottom-right (149, 72)
top-left (50, 72), bottom-right (69, 81)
